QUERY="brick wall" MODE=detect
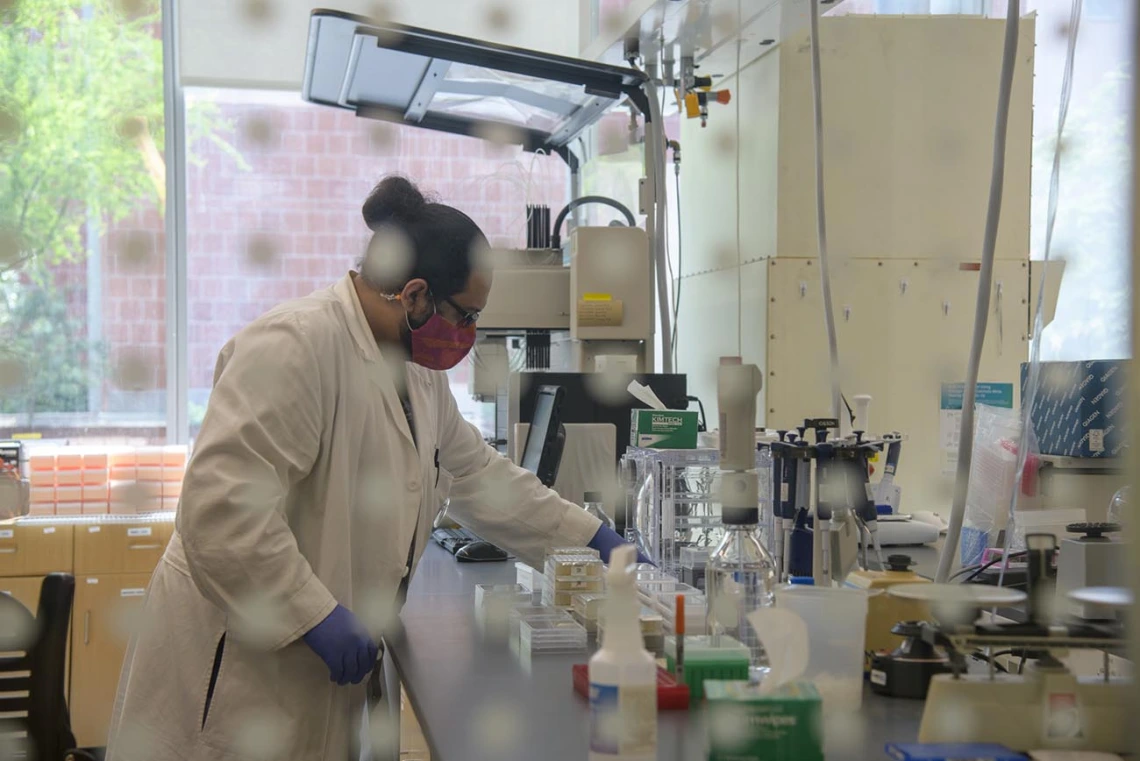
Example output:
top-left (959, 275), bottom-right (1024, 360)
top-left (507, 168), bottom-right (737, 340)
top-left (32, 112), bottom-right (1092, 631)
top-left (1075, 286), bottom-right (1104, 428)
top-left (95, 98), bottom-right (568, 400)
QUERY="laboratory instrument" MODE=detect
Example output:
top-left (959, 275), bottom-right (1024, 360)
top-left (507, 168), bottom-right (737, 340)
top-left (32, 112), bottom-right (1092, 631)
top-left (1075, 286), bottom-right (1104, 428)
top-left (868, 621), bottom-right (951, 699)
top-left (902, 535), bottom-right (1130, 753)
top-left (845, 553), bottom-right (931, 670)
top-left (589, 545), bottom-right (657, 760)
top-left (1054, 522), bottom-right (1127, 620)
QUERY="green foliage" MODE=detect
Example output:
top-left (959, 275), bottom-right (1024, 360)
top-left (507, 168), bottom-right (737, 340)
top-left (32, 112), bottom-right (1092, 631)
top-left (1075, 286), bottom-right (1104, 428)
top-left (0, 0), bottom-right (168, 276)
top-left (0, 279), bottom-right (102, 416)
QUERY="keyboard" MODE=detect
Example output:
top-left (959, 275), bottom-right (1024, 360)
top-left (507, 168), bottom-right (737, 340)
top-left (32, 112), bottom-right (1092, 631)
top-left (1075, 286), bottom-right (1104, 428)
top-left (432, 527), bottom-right (482, 555)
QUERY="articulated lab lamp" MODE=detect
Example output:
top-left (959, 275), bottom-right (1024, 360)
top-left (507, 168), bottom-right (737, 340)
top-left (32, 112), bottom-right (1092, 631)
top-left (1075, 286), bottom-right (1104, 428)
top-left (894, 535), bottom-right (1130, 754)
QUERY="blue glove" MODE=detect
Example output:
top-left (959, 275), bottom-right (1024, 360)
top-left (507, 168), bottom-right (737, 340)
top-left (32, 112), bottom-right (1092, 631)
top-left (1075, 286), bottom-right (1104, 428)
top-left (302, 605), bottom-right (379, 686)
top-left (587, 524), bottom-right (653, 566)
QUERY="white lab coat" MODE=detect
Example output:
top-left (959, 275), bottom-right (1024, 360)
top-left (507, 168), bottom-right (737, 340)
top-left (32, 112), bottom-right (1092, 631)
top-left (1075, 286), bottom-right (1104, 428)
top-left (105, 273), bottom-right (600, 761)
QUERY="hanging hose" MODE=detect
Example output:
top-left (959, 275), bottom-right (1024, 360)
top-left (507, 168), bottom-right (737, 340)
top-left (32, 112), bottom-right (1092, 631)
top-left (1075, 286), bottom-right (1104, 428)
top-left (645, 80), bottom-right (674, 373)
top-left (935, 0), bottom-right (1021, 583)
top-left (995, 0), bottom-right (1084, 590)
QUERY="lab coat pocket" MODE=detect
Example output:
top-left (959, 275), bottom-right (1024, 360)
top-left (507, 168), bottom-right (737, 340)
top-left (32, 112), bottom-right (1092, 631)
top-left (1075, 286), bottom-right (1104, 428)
top-left (200, 633), bottom-right (226, 731)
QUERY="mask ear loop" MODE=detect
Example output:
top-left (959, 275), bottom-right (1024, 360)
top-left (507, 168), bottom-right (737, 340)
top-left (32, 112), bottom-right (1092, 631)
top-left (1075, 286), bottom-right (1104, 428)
top-left (380, 291), bottom-right (436, 331)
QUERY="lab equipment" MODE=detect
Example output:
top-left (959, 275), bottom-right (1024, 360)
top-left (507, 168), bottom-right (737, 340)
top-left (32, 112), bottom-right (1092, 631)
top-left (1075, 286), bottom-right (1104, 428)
top-left (845, 554), bottom-right (931, 671)
top-left (571, 592), bottom-right (606, 635)
top-left (596, 605), bottom-right (665, 655)
top-left (572, 664), bottom-right (690, 710)
top-left (583, 491), bottom-right (615, 531)
top-left (474, 584), bottom-right (533, 640)
top-left (1055, 522), bottom-right (1127, 620)
top-left (868, 621), bottom-right (951, 699)
top-left (705, 680), bottom-right (824, 761)
top-left (589, 545), bottom-right (657, 760)
top-left (509, 605), bottom-right (574, 649)
top-left (774, 585), bottom-right (870, 711)
top-left (520, 385), bottom-right (567, 488)
top-left (455, 541), bottom-right (509, 563)
top-left (519, 618), bottom-right (588, 654)
top-left (678, 547), bottom-right (709, 592)
top-left (907, 535), bottom-right (1130, 753)
top-left (651, 585), bottom-right (706, 636)
top-left (662, 634), bottom-right (750, 701)
top-left (706, 507), bottom-right (777, 678)
top-left (543, 553), bottom-right (604, 608)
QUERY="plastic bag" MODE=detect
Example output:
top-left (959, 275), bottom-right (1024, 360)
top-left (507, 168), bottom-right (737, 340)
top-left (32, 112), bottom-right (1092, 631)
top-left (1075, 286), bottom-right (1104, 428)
top-left (960, 404), bottom-right (1031, 567)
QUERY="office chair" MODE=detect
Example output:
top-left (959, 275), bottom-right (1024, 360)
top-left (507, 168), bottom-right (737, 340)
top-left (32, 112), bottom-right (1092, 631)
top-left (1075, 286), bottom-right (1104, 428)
top-left (0, 573), bottom-right (77, 761)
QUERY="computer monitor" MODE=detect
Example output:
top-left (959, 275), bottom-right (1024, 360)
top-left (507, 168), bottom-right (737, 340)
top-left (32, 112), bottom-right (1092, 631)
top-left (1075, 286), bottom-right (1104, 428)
top-left (520, 385), bottom-right (566, 487)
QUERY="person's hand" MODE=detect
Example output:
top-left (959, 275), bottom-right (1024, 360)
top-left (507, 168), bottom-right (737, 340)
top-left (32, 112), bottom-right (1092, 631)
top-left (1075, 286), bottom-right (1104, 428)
top-left (302, 605), bottom-right (378, 685)
top-left (587, 524), bottom-right (654, 566)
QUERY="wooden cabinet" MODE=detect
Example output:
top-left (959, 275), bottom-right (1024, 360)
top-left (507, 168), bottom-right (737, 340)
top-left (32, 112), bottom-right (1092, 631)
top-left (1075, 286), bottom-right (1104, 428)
top-left (0, 524), bottom-right (73, 576)
top-left (74, 521), bottom-right (172, 575)
top-left (0, 575), bottom-right (47, 615)
top-left (70, 573), bottom-right (154, 747)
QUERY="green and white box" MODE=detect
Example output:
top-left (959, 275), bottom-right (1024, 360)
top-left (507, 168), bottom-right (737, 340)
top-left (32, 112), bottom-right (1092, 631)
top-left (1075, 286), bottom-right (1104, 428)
top-left (705, 680), bottom-right (823, 761)
top-left (630, 410), bottom-right (699, 449)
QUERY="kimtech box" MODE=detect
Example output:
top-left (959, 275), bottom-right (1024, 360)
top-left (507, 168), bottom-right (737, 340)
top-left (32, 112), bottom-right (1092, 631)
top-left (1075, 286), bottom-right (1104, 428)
top-left (1021, 360), bottom-right (1128, 458)
top-left (630, 410), bottom-right (699, 449)
top-left (705, 680), bottom-right (823, 761)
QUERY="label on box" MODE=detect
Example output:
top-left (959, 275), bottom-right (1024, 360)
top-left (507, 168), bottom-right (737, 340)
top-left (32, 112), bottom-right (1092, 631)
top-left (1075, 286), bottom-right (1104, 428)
top-left (1089, 429), bottom-right (1105, 453)
top-left (631, 410), bottom-right (699, 449)
top-left (939, 382), bottom-right (1014, 475)
top-left (42, 527), bottom-right (55, 534)
top-left (0, 530), bottom-right (12, 539)
top-left (87, 578), bottom-right (99, 584)
top-left (88, 526), bottom-right (101, 533)
top-left (870, 669), bottom-right (887, 686)
top-left (1045, 691), bottom-right (1083, 739)
top-left (127, 527), bottom-right (152, 537)
top-left (120, 588), bottom-right (145, 597)
top-left (577, 298), bottom-right (624, 327)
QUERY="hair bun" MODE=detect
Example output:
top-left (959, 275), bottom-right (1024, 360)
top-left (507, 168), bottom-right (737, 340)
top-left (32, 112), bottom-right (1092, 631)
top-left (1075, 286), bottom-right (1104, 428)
top-left (362, 175), bottom-right (427, 231)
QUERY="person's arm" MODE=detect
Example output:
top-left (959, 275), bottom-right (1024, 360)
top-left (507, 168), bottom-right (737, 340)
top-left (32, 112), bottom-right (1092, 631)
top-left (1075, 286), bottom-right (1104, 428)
top-left (434, 379), bottom-right (600, 570)
top-left (179, 315), bottom-right (337, 650)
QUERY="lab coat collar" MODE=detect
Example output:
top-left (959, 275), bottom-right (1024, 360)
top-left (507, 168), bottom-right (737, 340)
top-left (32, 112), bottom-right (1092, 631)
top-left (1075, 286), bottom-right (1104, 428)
top-left (333, 272), bottom-right (417, 450)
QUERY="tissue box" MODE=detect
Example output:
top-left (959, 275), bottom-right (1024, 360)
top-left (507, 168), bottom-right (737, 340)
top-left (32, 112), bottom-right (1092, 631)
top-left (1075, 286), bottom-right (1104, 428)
top-left (630, 410), bottom-right (698, 449)
top-left (1021, 360), bottom-right (1128, 458)
top-left (705, 680), bottom-right (823, 761)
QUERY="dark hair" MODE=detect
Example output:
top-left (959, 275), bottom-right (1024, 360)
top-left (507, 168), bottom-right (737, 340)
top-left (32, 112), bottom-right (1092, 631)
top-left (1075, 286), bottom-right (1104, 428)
top-left (358, 175), bottom-right (488, 298)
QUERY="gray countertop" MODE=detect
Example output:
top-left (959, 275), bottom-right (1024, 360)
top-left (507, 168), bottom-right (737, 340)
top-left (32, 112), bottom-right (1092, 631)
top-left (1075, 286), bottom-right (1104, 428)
top-left (387, 544), bottom-right (941, 761)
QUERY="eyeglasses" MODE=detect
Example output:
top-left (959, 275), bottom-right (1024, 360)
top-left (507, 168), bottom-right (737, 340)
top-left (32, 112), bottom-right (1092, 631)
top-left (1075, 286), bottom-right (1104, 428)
top-left (439, 295), bottom-right (481, 328)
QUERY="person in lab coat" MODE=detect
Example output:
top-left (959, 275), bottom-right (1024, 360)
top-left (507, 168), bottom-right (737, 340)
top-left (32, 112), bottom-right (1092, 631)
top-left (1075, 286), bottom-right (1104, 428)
top-left (105, 176), bottom-right (639, 761)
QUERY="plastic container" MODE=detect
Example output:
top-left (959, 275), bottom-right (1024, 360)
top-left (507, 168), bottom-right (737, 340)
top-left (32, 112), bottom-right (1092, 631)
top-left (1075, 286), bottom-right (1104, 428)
top-left (679, 547), bottom-right (710, 592)
top-left (546, 546), bottom-right (600, 560)
top-left (653, 586), bottom-right (707, 635)
top-left (515, 562), bottom-right (537, 591)
top-left (543, 554), bottom-right (605, 607)
top-left (520, 618), bottom-right (587, 653)
top-left (509, 605), bottom-right (572, 647)
top-left (774, 585), bottom-right (869, 711)
top-left (572, 592), bottom-right (607, 634)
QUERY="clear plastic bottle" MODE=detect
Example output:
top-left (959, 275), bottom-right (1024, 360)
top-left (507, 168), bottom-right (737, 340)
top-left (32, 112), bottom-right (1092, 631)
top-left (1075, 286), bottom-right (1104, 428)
top-left (1108, 485), bottom-right (1130, 528)
top-left (584, 490), bottom-right (616, 531)
top-left (706, 506), bottom-right (777, 680)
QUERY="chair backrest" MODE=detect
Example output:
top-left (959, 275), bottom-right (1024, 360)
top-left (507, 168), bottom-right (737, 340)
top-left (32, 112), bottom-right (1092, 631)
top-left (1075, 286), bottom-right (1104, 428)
top-left (0, 573), bottom-right (76, 761)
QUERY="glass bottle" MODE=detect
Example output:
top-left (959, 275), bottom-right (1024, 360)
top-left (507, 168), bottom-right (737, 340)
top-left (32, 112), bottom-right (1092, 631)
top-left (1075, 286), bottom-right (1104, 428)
top-left (584, 490), bottom-right (616, 531)
top-left (706, 506), bottom-right (778, 681)
top-left (1108, 485), bottom-right (1130, 528)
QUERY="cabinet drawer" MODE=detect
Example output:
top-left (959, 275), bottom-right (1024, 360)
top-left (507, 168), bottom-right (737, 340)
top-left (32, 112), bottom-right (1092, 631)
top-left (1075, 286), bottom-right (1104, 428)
top-left (0, 524), bottom-right (74, 576)
top-left (74, 521), bottom-right (173, 575)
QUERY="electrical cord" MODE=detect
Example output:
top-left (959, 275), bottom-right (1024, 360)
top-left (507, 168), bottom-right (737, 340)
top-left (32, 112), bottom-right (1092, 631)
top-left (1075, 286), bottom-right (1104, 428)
top-left (936, 0), bottom-right (1021, 583)
top-left (808, 0), bottom-right (843, 422)
top-left (549, 196), bottom-right (637, 249)
top-left (645, 79), bottom-right (674, 373)
top-left (672, 165), bottom-right (682, 370)
top-left (955, 550), bottom-right (1027, 584)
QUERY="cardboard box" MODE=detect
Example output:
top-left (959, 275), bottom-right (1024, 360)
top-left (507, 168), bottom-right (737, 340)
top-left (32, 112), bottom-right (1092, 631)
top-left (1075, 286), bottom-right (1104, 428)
top-left (705, 680), bottom-right (823, 761)
top-left (1021, 360), bottom-right (1128, 458)
top-left (630, 410), bottom-right (699, 449)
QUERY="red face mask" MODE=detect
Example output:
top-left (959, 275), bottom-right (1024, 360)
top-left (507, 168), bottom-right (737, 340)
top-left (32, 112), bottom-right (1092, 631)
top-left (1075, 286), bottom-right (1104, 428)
top-left (405, 303), bottom-right (476, 371)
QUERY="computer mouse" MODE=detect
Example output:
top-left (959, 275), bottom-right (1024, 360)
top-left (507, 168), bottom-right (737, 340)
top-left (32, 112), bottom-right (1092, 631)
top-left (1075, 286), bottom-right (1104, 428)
top-left (455, 540), bottom-right (509, 563)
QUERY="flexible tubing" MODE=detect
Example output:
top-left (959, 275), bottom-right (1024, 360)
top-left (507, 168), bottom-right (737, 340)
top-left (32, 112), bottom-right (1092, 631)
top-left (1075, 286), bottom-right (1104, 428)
top-left (808, 0), bottom-right (843, 421)
top-left (646, 81), bottom-right (674, 373)
top-left (935, 0), bottom-right (1021, 582)
top-left (996, 0), bottom-right (1083, 589)
top-left (549, 196), bottom-right (637, 248)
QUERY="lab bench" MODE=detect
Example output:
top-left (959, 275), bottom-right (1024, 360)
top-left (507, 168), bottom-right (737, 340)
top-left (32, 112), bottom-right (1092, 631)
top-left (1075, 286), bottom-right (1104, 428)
top-left (388, 544), bottom-right (940, 761)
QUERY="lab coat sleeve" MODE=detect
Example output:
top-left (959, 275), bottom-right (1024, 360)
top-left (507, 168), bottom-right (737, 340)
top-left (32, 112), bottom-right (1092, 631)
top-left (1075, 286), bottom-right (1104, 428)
top-left (179, 314), bottom-right (337, 650)
top-left (434, 376), bottom-right (601, 570)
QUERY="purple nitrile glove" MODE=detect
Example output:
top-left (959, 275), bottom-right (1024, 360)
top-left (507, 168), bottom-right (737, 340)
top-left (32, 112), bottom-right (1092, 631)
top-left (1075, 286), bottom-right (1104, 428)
top-left (302, 604), bottom-right (379, 686)
top-left (587, 524), bottom-right (653, 565)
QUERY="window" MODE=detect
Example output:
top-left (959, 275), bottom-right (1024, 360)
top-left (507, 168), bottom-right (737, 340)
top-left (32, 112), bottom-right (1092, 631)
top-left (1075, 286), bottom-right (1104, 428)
top-left (183, 89), bottom-right (569, 439)
top-left (0, 0), bottom-right (168, 445)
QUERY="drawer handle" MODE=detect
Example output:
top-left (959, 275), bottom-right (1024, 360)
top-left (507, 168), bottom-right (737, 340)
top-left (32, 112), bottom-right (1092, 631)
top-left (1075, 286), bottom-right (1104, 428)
top-left (0, 548), bottom-right (16, 555)
top-left (128, 543), bottom-right (162, 551)
top-left (83, 611), bottom-right (90, 645)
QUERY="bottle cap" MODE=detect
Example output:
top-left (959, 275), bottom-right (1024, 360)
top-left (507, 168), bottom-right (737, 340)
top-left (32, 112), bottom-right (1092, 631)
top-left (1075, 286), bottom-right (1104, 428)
top-left (789, 576), bottom-right (814, 586)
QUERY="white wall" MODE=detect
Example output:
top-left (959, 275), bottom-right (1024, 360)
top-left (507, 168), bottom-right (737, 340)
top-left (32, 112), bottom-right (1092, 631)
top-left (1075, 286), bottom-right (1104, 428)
top-left (181, 0), bottom-right (581, 90)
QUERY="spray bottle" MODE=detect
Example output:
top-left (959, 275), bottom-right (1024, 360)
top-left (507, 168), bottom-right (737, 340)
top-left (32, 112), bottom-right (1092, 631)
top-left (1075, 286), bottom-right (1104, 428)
top-left (589, 545), bottom-right (657, 761)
